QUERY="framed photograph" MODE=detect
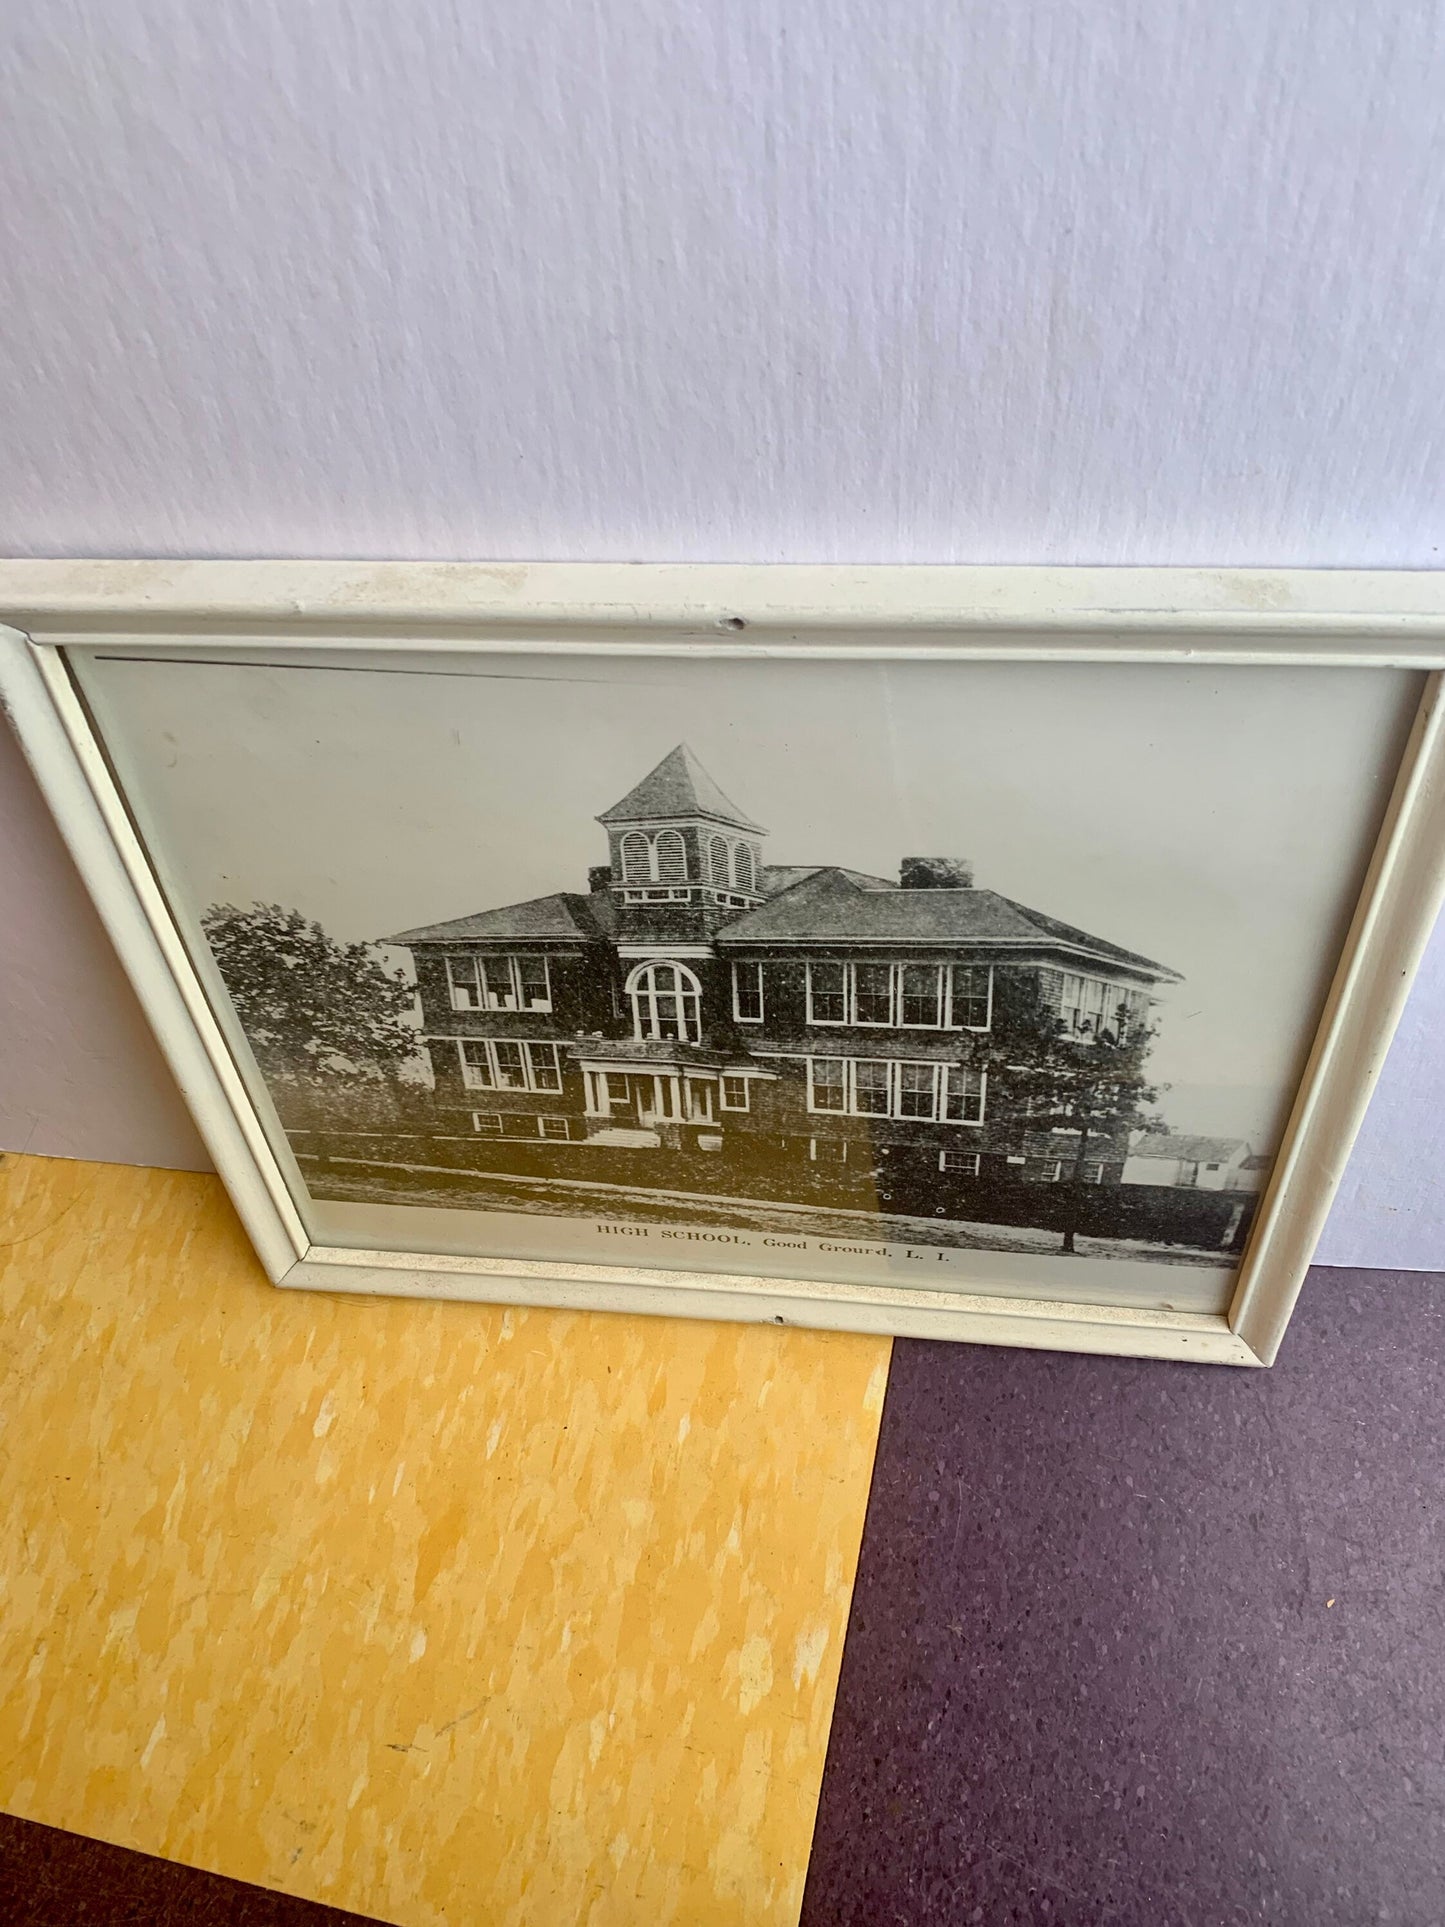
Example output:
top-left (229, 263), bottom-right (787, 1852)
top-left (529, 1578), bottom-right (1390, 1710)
top-left (4, 563), bottom-right (1444, 1366)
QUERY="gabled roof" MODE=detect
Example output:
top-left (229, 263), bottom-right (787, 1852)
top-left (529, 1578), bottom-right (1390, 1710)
top-left (385, 891), bottom-right (618, 946)
top-left (714, 867), bottom-right (1178, 978)
top-left (597, 744), bottom-right (764, 832)
top-left (1130, 1133), bottom-right (1249, 1163)
top-left (761, 864), bottom-right (897, 896)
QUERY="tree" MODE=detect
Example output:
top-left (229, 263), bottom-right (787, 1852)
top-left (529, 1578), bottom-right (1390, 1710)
top-left (201, 902), bottom-right (417, 1082)
top-left (986, 974), bottom-right (1164, 1253)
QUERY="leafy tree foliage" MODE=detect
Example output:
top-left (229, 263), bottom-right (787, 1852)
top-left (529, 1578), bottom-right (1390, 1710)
top-left (986, 973), bottom-right (1164, 1252)
top-left (202, 902), bottom-right (417, 1082)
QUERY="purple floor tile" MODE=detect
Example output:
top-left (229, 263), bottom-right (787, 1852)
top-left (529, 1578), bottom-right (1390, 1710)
top-left (803, 1268), bottom-right (1445, 1927)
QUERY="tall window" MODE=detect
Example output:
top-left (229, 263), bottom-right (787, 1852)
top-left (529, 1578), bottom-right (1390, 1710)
top-left (900, 964), bottom-right (943, 1028)
top-left (951, 966), bottom-right (991, 1030)
top-left (852, 1059), bottom-right (890, 1115)
top-left (807, 960), bottom-right (848, 1024)
top-left (448, 953), bottom-right (551, 1012)
top-left (943, 1064), bottom-right (984, 1123)
top-left (1059, 973), bottom-right (1108, 1038)
top-left (733, 843), bottom-right (756, 892)
top-left (458, 1040), bottom-right (563, 1092)
top-left (490, 1041), bottom-right (527, 1089)
top-left (446, 956), bottom-right (484, 1009)
top-left (655, 829), bottom-right (687, 882)
top-left (628, 960), bottom-right (702, 1044)
top-left (720, 1074), bottom-right (750, 1111)
top-left (808, 1057), bottom-right (847, 1112)
top-left (804, 1056), bottom-right (987, 1126)
top-left (801, 960), bottom-right (993, 1031)
top-left (621, 832), bottom-right (651, 883)
top-left (896, 1062), bottom-right (936, 1118)
top-left (853, 962), bottom-right (893, 1025)
top-left (709, 835), bottom-right (730, 884)
top-left (732, 961), bottom-right (764, 1023)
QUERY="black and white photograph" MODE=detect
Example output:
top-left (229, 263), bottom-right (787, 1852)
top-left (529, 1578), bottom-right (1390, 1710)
top-left (72, 645), bottom-right (1415, 1317)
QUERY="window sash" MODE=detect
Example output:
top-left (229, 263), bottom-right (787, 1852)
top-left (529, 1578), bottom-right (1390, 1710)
top-left (732, 961), bottom-right (764, 1023)
top-left (899, 963), bottom-right (943, 1028)
top-left (491, 1041), bottom-right (527, 1088)
top-left (807, 961), bottom-right (848, 1025)
top-left (851, 1059), bottom-right (891, 1115)
top-left (853, 962), bottom-right (894, 1026)
top-left (631, 962), bottom-right (702, 1044)
top-left (808, 1057), bottom-right (847, 1112)
top-left (895, 1062), bottom-right (937, 1118)
top-left (515, 955), bottom-right (551, 1009)
top-left (538, 1115), bottom-right (570, 1140)
top-left (943, 1064), bottom-right (985, 1123)
top-left (803, 961), bottom-right (993, 1031)
top-left (720, 1075), bottom-right (750, 1111)
top-left (949, 965), bottom-right (991, 1030)
top-left (447, 956), bottom-right (483, 1010)
top-left (528, 1043), bottom-right (562, 1092)
top-left (939, 1149), bottom-right (980, 1175)
top-left (804, 1055), bottom-right (987, 1125)
top-left (458, 1039), bottom-right (565, 1093)
top-left (459, 1040), bottom-right (493, 1088)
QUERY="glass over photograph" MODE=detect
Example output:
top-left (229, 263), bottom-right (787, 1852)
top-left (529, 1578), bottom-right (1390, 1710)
top-left (70, 647), bottom-right (1420, 1317)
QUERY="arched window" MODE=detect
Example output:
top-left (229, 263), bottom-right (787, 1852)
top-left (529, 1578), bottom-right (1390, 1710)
top-left (655, 828), bottom-right (687, 882)
top-left (628, 960), bottom-right (703, 1044)
top-left (621, 832), bottom-right (652, 883)
top-left (733, 842), bottom-right (756, 892)
top-left (709, 834), bottom-right (730, 884)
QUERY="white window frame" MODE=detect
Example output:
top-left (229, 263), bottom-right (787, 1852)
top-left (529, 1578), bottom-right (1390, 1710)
top-left (450, 953), bottom-right (552, 1014)
top-left (851, 959), bottom-right (895, 1028)
top-left (446, 954), bottom-right (484, 1010)
top-left (850, 1057), bottom-right (892, 1117)
top-left (803, 961), bottom-right (994, 1032)
top-left (942, 1061), bottom-right (987, 1125)
top-left (804, 1055), bottom-right (987, 1126)
top-left (472, 1111), bottom-right (503, 1134)
top-left (457, 1038), bottom-right (564, 1092)
top-left (939, 1148), bottom-right (981, 1176)
top-left (627, 959), bottom-right (704, 1044)
top-left (731, 960), bottom-right (765, 1024)
top-left (897, 961), bottom-right (948, 1030)
top-left (805, 960), bottom-right (849, 1026)
top-left (720, 1074), bottom-right (751, 1111)
top-left (806, 1056), bottom-right (848, 1113)
top-left (1059, 969), bottom-right (1125, 1040)
top-left (537, 1114), bottom-right (571, 1140)
top-left (946, 963), bottom-right (993, 1032)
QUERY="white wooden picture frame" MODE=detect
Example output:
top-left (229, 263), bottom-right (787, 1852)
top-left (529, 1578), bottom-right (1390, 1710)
top-left (4, 561), bottom-right (1444, 1367)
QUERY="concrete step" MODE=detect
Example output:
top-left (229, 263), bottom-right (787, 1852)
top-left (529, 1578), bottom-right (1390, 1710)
top-left (586, 1126), bottom-right (663, 1147)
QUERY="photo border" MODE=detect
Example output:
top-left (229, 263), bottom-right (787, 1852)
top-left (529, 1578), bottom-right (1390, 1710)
top-left (6, 561), bottom-right (1445, 1366)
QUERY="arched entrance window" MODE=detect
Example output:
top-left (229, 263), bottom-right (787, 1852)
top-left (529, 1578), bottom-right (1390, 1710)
top-left (655, 828), bottom-right (687, 882)
top-left (621, 831), bottom-right (652, 882)
top-left (628, 960), bottom-right (703, 1044)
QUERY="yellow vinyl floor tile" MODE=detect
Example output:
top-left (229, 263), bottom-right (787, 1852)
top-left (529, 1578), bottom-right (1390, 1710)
top-left (0, 1154), bottom-right (889, 1926)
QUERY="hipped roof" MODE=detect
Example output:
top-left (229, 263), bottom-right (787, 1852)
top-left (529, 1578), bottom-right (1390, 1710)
top-left (596, 744), bottom-right (764, 831)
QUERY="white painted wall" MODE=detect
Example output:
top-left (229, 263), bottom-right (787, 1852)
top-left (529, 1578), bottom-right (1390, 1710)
top-left (2, 1), bottom-right (1443, 1260)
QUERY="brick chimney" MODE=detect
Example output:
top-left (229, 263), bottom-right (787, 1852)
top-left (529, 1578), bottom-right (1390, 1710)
top-left (900, 856), bottom-right (974, 890)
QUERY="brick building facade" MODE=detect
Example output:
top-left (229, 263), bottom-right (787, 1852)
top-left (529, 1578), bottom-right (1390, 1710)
top-left (386, 745), bottom-right (1180, 1189)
